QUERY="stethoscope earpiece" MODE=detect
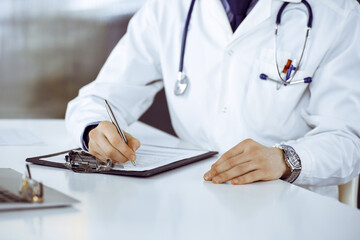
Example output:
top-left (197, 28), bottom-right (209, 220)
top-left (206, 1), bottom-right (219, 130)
top-left (260, 74), bottom-right (312, 86)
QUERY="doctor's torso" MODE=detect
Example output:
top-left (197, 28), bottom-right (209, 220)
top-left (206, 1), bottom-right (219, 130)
top-left (75, 0), bottom-right (358, 154)
top-left (141, 0), bottom-right (345, 152)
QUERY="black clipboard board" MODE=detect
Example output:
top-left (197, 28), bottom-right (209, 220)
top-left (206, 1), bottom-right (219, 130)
top-left (26, 146), bottom-right (218, 177)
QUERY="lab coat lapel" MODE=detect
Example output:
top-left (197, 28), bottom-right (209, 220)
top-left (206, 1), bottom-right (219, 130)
top-left (203, 0), bottom-right (302, 42)
top-left (231, 0), bottom-right (273, 40)
top-left (206, 0), bottom-right (234, 36)
top-left (231, 0), bottom-right (301, 40)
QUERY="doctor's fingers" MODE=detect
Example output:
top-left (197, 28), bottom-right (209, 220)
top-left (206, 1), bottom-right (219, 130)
top-left (98, 122), bottom-right (138, 162)
top-left (88, 140), bottom-right (110, 163)
top-left (89, 129), bottom-right (130, 163)
top-left (99, 120), bottom-right (142, 152)
top-left (231, 170), bottom-right (265, 185)
top-left (210, 138), bottom-right (257, 168)
top-left (210, 160), bottom-right (259, 184)
top-left (124, 132), bottom-right (141, 152)
top-left (204, 154), bottom-right (253, 181)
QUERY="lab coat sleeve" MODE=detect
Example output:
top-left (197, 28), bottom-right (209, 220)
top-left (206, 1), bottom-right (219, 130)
top-left (65, 0), bottom-right (163, 147)
top-left (284, 7), bottom-right (360, 186)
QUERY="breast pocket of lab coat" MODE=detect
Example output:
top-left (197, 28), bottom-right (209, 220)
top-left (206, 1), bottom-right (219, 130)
top-left (242, 47), bottom-right (313, 138)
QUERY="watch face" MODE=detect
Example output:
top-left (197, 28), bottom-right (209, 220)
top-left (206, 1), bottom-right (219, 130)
top-left (279, 145), bottom-right (301, 183)
top-left (284, 146), bottom-right (301, 170)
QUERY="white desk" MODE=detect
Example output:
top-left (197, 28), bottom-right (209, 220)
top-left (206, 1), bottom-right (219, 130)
top-left (0, 119), bottom-right (359, 240)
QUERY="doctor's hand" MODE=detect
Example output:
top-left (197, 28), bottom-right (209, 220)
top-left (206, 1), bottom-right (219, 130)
top-left (88, 121), bottom-right (141, 163)
top-left (203, 139), bottom-right (290, 185)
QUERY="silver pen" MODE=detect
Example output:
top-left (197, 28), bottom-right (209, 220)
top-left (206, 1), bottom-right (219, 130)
top-left (104, 99), bottom-right (136, 166)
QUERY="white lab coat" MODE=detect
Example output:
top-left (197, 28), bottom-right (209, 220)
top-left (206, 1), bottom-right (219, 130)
top-left (66, 0), bottom-right (360, 198)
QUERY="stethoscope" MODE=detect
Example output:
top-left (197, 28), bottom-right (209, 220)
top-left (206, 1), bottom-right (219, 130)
top-left (174, 0), bottom-right (314, 96)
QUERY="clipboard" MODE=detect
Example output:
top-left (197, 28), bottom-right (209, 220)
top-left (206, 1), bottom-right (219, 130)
top-left (26, 145), bottom-right (218, 177)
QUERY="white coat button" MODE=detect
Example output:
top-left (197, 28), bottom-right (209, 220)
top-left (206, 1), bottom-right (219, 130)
top-left (227, 50), bottom-right (234, 56)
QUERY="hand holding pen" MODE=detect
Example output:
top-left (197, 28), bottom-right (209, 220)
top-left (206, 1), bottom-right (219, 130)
top-left (86, 100), bottom-right (141, 165)
top-left (104, 99), bottom-right (136, 166)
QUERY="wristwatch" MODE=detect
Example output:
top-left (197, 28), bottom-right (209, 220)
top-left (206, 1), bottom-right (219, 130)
top-left (274, 144), bottom-right (302, 183)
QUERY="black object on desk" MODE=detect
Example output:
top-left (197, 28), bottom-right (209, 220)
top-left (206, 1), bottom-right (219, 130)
top-left (26, 145), bottom-right (218, 177)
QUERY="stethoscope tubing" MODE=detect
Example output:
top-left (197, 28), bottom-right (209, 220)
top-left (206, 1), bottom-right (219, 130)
top-left (174, 0), bottom-right (196, 96)
top-left (272, 0), bottom-right (313, 85)
top-left (178, 0), bottom-right (196, 76)
top-left (175, 0), bottom-right (314, 95)
top-left (276, 0), bottom-right (313, 28)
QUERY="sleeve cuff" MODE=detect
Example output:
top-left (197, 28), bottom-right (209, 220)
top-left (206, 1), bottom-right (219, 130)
top-left (81, 121), bottom-right (101, 151)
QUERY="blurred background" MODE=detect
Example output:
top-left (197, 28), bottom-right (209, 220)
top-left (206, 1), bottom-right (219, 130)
top-left (1, 0), bottom-right (140, 117)
top-left (0, 0), bottom-right (175, 134)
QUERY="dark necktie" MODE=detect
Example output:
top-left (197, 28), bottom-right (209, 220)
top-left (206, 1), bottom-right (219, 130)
top-left (227, 0), bottom-right (252, 32)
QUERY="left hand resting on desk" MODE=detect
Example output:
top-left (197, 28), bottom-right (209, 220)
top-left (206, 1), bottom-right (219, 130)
top-left (204, 139), bottom-right (290, 184)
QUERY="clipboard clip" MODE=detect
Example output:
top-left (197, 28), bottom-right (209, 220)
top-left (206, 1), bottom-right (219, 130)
top-left (65, 150), bottom-right (113, 173)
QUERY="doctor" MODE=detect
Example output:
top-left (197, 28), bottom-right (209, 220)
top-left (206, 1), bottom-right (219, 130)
top-left (66, 0), bottom-right (360, 198)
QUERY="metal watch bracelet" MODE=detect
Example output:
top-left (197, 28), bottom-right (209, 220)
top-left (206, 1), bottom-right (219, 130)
top-left (274, 144), bottom-right (302, 183)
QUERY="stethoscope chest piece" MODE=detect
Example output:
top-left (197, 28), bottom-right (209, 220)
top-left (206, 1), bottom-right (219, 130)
top-left (175, 0), bottom-right (196, 96)
top-left (174, 72), bottom-right (189, 96)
